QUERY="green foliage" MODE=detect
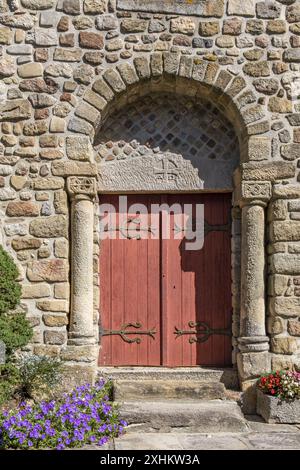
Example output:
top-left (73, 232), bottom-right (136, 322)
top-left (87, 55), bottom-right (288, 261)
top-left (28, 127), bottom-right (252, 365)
top-left (0, 246), bottom-right (21, 315)
top-left (0, 248), bottom-right (62, 407)
top-left (16, 355), bottom-right (62, 400)
top-left (0, 312), bottom-right (33, 358)
top-left (0, 363), bottom-right (20, 406)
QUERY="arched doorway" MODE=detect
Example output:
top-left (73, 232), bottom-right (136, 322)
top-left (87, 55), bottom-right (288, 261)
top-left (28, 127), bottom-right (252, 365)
top-left (96, 93), bottom-right (239, 367)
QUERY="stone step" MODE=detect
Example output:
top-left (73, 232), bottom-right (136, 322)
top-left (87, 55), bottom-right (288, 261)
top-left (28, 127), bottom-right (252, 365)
top-left (99, 366), bottom-right (239, 390)
top-left (113, 379), bottom-right (226, 401)
top-left (119, 400), bottom-right (249, 433)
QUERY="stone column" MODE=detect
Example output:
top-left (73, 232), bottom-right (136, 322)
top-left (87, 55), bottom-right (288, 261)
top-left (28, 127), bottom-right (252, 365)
top-left (238, 182), bottom-right (272, 354)
top-left (67, 176), bottom-right (97, 345)
top-left (237, 182), bottom-right (271, 412)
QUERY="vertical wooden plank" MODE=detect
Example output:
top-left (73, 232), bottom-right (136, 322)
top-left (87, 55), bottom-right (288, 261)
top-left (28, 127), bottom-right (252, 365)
top-left (147, 194), bottom-right (161, 365)
top-left (99, 194), bottom-right (112, 365)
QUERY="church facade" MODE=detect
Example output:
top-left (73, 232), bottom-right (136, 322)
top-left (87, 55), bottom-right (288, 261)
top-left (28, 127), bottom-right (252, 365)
top-left (0, 0), bottom-right (300, 410)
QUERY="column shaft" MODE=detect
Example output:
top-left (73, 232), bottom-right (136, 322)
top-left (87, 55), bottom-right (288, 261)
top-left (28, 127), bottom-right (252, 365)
top-left (69, 195), bottom-right (95, 344)
top-left (240, 204), bottom-right (266, 338)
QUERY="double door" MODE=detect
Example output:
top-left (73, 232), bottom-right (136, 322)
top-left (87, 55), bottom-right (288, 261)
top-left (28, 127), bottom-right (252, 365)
top-left (99, 193), bottom-right (232, 367)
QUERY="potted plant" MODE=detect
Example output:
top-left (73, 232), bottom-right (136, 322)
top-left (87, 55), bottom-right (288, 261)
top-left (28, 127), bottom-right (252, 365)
top-left (257, 370), bottom-right (300, 424)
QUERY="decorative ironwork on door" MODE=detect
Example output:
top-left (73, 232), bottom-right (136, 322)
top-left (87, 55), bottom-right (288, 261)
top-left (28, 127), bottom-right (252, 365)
top-left (101, 322), bottom-right (156, 344)
top-left (174, 321), bottom-right (231, 344)
top-left (101, 217), bottom-right (156, 240)
top-left (174, 219), bottom-right (230, 236)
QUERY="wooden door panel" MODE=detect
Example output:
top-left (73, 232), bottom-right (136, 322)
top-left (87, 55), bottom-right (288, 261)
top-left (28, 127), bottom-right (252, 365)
top-left (99, 195), bottom-right (161, 366)
top-left (162, 194), bottom-right (232, 367)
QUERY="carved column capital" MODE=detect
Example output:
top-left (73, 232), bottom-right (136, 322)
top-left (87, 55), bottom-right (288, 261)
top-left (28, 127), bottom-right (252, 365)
top-left (67, 176), bottom-right (97, 201)
top-left (240, 181), bottom-right (272, 208)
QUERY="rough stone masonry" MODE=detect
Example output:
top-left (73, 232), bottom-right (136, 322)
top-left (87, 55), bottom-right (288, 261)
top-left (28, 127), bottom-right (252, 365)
top-left (0, 0), bottom-right (299, 411)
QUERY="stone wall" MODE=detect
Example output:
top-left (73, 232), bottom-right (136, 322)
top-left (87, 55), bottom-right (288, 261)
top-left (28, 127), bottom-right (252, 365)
top-left (0, 0), bottom-right (299, 390)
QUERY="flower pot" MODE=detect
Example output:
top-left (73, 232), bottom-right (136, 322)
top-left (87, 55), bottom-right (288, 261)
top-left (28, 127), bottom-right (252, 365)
top-left (257, 389), bottom-right (300, 424)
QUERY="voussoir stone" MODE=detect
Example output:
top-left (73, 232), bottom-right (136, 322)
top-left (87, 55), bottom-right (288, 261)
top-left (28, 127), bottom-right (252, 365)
top-left (29, 215), bottom-right (68, 238)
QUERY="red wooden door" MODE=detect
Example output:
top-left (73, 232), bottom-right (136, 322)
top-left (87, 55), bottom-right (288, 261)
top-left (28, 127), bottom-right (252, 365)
top-left (99, 193), bottom-right (232, 367)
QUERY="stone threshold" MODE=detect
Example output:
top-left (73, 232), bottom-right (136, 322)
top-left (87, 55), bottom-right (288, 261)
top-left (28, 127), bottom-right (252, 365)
top-left (98, 366), bottom-right (239, 390)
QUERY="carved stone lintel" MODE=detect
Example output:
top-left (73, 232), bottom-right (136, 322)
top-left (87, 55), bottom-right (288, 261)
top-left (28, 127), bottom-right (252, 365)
top-left (67, 176), bottom-right (97, 200)
top-left (241, 181), bottom-right (272, 207)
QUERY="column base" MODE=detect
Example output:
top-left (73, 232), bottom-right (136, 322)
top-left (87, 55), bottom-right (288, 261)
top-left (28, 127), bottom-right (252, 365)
top-left (238, 336), bottom-right (269, 352)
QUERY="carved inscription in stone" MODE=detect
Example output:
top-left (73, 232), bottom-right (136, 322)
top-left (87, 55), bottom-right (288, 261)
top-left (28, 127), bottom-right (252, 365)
top-left (98, 153), bottom-right (204, 192)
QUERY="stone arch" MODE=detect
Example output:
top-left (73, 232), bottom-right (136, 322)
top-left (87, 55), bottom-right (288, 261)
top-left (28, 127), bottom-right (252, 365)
top-left (65, 54), bottom-right (273, 393)
top-left (67, 53), bottom-right (269, 166)
top-left (94, 92), bottom-right (239, 191)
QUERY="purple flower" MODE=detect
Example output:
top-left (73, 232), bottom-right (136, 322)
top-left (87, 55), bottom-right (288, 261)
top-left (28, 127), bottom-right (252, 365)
top-left (0, 378), bottom-right (124, 451)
